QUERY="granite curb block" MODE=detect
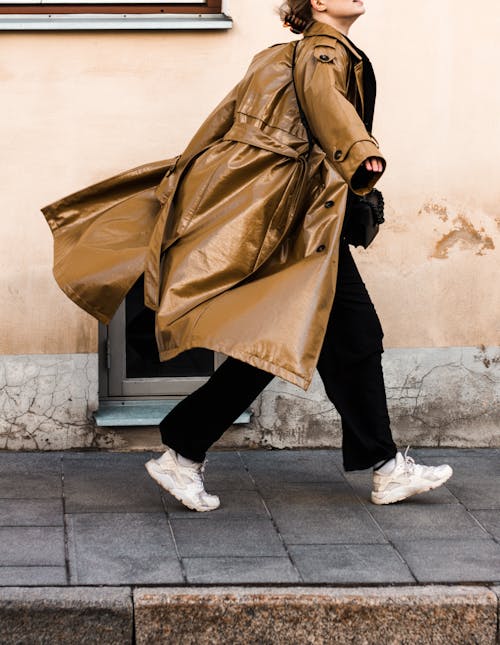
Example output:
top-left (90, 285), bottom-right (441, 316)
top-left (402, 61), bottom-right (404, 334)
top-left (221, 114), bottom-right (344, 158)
top-left (0, 585), bottom-right (497, 644)
top-left (134, 585), bottom-right (498, 645)
top-left (0, 587), bottom-right (133, 645)
top-left (494, 587), bottom-right (500, 645)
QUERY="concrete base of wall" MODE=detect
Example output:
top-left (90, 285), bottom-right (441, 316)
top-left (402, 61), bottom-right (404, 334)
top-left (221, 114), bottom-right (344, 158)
top-left (0, 346), bottom-right (498, 450)
top-left (0, 354), bottom-right (99, 451)
top-left (232, 345), bottom-right (500, 451)
top-left (0, 586), bottom-right (498, 644)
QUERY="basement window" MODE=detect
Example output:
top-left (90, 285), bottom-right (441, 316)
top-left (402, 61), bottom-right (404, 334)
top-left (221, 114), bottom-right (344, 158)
top-left (95, 276), bottom-right (251, 428)
top-left (0, 0), bottom-right (232, 30)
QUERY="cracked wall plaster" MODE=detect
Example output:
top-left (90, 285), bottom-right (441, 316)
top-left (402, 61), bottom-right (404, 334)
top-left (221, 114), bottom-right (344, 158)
top-left (0, 347), bottom-right (499, 451)
top-left (0, 354), bottom-right (116, 450)
top-left (217, 346), bottom-right (500, 451)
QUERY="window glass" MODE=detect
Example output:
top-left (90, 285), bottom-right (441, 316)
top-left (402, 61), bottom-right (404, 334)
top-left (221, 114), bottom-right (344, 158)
top-left (125, 276), bottom-right (215, 379)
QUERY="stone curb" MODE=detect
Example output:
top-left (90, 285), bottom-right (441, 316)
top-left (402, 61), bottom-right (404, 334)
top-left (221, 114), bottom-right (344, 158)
top-left (0, 585), bottom-right (498, 644)
top-left (0, 587), bottom-right (133, 645)
top-left (134, 586), bottom-right (498, 645)
top-left (494, 587), bottom-right (500, 645)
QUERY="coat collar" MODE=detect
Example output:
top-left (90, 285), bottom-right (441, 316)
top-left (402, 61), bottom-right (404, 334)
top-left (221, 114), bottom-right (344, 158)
top-left (302, 20), bottom-right (363, 62)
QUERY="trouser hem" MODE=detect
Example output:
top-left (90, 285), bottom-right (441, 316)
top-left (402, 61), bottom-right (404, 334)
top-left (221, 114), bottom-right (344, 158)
top-left (160, 437), bottom-right (206, 464)
top-left (343, 447), bottom-right (398, 473)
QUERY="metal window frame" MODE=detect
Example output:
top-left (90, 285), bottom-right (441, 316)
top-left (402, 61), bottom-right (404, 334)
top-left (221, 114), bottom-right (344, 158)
top-left (0, 0), bottom-right (232, 30)
top-left (99, 299), bottom-right (226, 401)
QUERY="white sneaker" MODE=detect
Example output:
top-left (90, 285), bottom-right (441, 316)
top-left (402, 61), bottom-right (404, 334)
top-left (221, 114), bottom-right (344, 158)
top-left (145, 448), bottom-right (220, 512)
top-left (371, 448), bottom-right (453, 505)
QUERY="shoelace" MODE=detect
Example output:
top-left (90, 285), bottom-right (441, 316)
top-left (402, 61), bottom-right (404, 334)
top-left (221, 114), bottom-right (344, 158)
top-left (402, 446), bottom-right (416, 474)
top-left (188, 460), bottom-right (207, 486)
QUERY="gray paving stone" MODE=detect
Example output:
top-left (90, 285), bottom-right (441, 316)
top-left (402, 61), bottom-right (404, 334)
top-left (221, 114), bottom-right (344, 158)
top-left (0, 527), bottom-right (65, 566)
top-left (445, 479), bottom-right (500, 510)
top-left (195, 451), bottom-right (256, 490)
top-left (289, 544), bottom-right (415, 584)
top-left (63, 454), bottom-right (164, 512)
top-left (419, 450), bottom-right (499, 475)
top-left (473, 510), bottom-right (500, 540)
top-left (171, 518), bottom-right (286, 557)
top-left (0, 499), bottom-right (63, 526)
top-left (239, 449), bottom-right (345, 483)
top-left (0, 474), bottom-right (62, 499)
top-left (414, 448), bottom-right (499, 460)
top-left (369, 505), bottom-right (490, 541)
top-left (183, 557), bottom-right (300, 584)
top-left (394, 538), bottom-right (500, 583)
top-left (134, 586), bottom-right (497, 645)
top-left (270, 506), bottom-right (386, 545)
top-left (426, 460), bottom-right (500, 482)
top-left (259, 482), bottom-right (358, 507)
top-left (344, 471), bottom-right (459, 505)
top-left (0, 586), bottom-right (132, 644)
top-left (163, 489), bottom-right (268, 519)
top-left (67, 512), bottom-right (182, 584)
top-left (63, 451), bottom-right (151, 464)
top-left (0, 567), bottom-right (67, 585)
top-left (0, 452), bottom-right (63, 474)
top-left (325, 449), bottom-right (344, 463)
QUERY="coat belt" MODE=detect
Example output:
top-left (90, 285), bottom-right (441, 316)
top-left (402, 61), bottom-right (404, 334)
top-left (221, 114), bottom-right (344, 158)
top-left (223, 121), bottom-right (309, 159)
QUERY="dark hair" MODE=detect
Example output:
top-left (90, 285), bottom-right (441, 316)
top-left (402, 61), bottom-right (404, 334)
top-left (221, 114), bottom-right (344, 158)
top-left (279, 1), bottom-right (313, 34)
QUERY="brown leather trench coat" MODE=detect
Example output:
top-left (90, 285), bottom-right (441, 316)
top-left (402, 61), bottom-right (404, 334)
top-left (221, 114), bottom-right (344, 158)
top-left (42, 21), bottom-right (385, 390)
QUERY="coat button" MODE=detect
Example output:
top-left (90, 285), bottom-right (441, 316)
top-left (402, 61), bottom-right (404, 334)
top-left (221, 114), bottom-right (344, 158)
top-left (319, 54), bottom-right (330, 62)
top-left (316, 244), bottom-right (326, 252)
top-left (334, 150), bottom-right (342, 160)
top-left (324, 200), bottom-right (335, 208)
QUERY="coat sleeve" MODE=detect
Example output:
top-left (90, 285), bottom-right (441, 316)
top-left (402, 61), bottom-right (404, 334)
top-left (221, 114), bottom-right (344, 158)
top-left (295, 41), bottom-right (385, 195)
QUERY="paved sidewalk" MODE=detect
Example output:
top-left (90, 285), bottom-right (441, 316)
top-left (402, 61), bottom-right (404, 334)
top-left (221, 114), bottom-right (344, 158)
top-left (0, 448), bottom-right (498, 586)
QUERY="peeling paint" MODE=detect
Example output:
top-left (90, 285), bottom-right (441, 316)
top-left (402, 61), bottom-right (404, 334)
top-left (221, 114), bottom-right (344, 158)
top-left (419, 199), bottom-right (497, 261)
top-left (432, 215), bottom-right (495, 259)
top-left (419, 202), bottom-right (449, 222)
top-left (475, 344), bottom-right (500, 370)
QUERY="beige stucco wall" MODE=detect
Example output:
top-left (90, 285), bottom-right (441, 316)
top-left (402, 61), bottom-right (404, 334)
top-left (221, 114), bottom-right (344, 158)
top-left (1, 0), bottom-right (499, 356)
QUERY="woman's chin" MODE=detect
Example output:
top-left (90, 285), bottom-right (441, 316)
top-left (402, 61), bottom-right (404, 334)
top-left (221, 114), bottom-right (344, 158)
top-left (352, 0), bottom-right (366, 14)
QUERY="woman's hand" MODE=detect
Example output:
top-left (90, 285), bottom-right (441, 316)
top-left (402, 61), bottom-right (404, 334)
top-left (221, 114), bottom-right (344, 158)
top-left (364, 157), bottom-right (384, 173)
top-left (351, 156), bottom-right (386, 191)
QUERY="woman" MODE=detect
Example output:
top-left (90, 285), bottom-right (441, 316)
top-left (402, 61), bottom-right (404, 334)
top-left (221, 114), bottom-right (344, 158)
top-left (42, 0), bottom-right (452, 512)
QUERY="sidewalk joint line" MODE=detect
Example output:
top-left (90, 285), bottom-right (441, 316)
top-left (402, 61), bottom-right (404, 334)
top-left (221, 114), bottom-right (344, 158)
top-left (236, 450), bottom-right (304, 584)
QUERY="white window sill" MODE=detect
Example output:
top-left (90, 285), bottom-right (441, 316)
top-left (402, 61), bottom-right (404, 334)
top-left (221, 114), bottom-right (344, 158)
top-left (0, 11), bottom-right (232, 30)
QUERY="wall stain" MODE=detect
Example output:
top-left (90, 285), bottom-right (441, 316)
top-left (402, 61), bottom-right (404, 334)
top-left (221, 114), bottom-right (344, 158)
top-left (432, 215), bottom-right (495, 259)
top-left (419, 202), bottom-right (449, 222)
top-left (475, 344), bottom-right (500, 369)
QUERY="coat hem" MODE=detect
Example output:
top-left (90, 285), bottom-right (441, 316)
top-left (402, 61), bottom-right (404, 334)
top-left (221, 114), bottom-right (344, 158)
top-left (52, 264), bottom-right (111, 325)
top-left (159, 343), bottom-right (312, 391)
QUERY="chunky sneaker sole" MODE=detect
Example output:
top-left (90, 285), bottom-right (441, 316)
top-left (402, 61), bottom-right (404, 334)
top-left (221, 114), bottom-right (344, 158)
top-left (371, 465), bottom-right (453, 505)
top-left (145, 458), bottom-right (220, 512)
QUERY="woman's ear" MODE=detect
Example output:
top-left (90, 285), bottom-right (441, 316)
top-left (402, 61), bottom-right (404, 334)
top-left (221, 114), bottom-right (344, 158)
top-left (311, 0), bottom-right (327, 13)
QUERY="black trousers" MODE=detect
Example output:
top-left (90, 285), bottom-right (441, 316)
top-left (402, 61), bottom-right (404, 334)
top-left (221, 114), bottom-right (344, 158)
top-left (159, 241), bottom-right (397, 471)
